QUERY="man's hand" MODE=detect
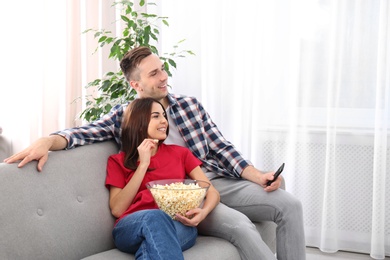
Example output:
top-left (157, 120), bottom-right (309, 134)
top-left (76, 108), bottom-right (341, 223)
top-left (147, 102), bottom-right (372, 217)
top-left (3, 135), bottom-right (67, 171)
top-left (241, 165), bottom-right (282, 192)
top-left (261, 171), bottom-right (283, 192)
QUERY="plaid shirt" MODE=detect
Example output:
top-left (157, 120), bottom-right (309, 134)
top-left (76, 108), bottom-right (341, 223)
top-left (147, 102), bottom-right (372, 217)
top-left (54, 93), bottom-right (252, 178)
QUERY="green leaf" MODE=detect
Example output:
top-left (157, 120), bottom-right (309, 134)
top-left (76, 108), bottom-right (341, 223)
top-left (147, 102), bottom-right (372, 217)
top-left (83, 28), bottom-right (93, 34)
top-left (150, 33), bottom-right (158, 41)
top-left (150, 45), bottom-right (158, 54)
top-left (105, 37), bottom-right (114, 44)
top-left (99, 81), bottom-right (110, 92)
top-left (98, 36), bottom-right (107, 43)
top-left (109, 44), bottom-right (121, 59)
top-left (105, 104), bottom-right (112, 112)
top-left (95, 97), bottom-right (103, 104)
top-left (121, 15), bottom-right (131, 23)
top-left (168, 59), bottom-right (177, 68)
top-left (87, 79), bottom-right (101, 87)
top-left (163, 61), bottom-right (172, 77)
top-left (111, 92), bottom-right (119, 99)
top-left (141, 13), bottom-right (157, 18)
top-left (94, 31), bottom-right (102, 38)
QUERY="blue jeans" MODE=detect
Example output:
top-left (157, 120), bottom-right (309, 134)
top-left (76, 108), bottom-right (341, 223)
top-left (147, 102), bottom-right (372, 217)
top-left (113, 209), bottom-right (197, 260)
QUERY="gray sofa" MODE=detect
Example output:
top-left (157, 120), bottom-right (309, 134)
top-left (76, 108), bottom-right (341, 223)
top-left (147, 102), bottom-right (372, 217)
top-left (0, 132), bottom-right (12, 162)
top-left (0, 140), bottom-right (278, 260)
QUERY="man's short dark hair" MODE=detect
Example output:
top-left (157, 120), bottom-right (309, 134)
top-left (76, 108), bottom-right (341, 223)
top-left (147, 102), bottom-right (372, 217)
top-left (120, 46), bottom-right (153, 81)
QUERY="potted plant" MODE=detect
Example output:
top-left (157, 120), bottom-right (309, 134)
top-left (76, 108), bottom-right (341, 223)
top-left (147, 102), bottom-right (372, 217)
top-left (79, 0), bottom-right (194, 122)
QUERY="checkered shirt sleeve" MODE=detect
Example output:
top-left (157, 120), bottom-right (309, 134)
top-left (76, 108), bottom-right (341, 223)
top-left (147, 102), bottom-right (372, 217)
top-left (51, 103), bottom-right (127, 149)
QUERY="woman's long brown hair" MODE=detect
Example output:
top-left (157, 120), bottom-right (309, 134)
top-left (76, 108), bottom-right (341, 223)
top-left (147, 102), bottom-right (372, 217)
top-left (121, 98), bottom-right (169, 170)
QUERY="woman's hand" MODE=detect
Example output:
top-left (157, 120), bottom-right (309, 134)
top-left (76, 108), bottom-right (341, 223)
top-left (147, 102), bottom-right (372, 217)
top-left (174, 208), bottom-right (207, 227)
top-left (183, 166), bottom-right (220, 226)
top-left (137, 139), bottom-right (158, 167)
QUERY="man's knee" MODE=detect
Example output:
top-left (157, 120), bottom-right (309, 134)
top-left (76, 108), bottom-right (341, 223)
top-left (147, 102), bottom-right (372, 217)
top-left (222, 218), bottom-right (258, 234)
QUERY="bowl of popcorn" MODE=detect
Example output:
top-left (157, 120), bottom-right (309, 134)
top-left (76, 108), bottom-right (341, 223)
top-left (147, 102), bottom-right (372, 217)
top-left (146, 179), bottom-right (210, 219)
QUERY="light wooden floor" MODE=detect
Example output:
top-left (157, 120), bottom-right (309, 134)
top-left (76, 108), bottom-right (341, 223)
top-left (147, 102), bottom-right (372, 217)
top-left (306, 247), bottom-right (390, 260)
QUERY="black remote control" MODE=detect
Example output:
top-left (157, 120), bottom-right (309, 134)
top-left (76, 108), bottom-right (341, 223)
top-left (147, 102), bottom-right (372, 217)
top-left (267, 163), bottom-right (285, 186)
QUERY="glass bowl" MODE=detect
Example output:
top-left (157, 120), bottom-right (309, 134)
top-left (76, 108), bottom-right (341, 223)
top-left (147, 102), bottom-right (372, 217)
top-left (146, 179), bottom-right (210, 219)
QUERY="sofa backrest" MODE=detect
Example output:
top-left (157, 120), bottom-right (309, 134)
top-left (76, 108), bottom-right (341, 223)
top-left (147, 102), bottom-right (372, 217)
top-left (0, 141), bottom-right (120, 260)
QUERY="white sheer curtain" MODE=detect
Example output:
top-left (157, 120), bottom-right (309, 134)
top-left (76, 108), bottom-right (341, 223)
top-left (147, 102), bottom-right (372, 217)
top-left (0, 0), bottom-right (118, 154)
top-left (161, 0), bottom-right (389, 259)
top-left (0, 0), bottom-right (66, 153)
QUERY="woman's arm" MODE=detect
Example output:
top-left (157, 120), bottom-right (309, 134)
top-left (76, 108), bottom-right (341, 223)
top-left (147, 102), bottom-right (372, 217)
top-left (175, 166), bottom-right (220, 227)
top-left (108, 139), bottom-right (157, 218)
top-left (109, 163), bottom-right (148, 218)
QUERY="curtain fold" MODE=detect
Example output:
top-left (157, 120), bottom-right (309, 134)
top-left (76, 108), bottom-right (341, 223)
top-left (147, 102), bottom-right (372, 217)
top-left (161, 0), bottom-right (389, 258)
top-left (371, 1), bottom-right (390, 258)
top-left (66, 0), bottom-right (83, 129)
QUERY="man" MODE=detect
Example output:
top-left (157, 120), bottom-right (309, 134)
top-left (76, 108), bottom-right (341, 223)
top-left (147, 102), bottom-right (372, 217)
top-left (5, 46), bottom-right (306, 259)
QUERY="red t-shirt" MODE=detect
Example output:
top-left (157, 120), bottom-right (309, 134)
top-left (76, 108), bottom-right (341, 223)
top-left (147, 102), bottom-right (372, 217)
top-left (105, 143), bottom-right (202, 224)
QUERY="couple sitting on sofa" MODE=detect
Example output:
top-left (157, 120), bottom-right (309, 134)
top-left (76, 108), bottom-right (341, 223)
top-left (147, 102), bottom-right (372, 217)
top-left (4, 46), bottom-right (306, 260)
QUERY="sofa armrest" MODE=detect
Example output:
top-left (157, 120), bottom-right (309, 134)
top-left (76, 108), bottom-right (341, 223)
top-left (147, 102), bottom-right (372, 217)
top-left (0, 132), bottom-right (12, 161)
top-left (280, 176), bottom-right (286, 190)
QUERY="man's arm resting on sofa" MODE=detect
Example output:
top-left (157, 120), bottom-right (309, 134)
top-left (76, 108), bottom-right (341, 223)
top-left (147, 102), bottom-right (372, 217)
top-left (3, 135), bottom-right (68, 171)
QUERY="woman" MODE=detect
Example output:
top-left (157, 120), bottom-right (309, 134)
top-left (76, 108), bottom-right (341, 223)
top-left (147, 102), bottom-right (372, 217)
top-left (105, 98), bottom-right (220, 259)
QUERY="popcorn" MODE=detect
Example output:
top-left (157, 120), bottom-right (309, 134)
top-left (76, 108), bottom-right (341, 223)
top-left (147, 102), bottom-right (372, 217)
top-left (148, 181), bottom-right (207, 219)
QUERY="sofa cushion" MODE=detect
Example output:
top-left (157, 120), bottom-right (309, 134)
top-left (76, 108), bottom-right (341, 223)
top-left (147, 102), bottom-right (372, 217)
top-left (82, 236), bottom-right (241, 260)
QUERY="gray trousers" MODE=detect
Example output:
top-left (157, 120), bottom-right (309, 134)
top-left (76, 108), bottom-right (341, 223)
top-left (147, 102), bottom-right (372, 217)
top-left (197, 176), bottom-right (306, 260)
